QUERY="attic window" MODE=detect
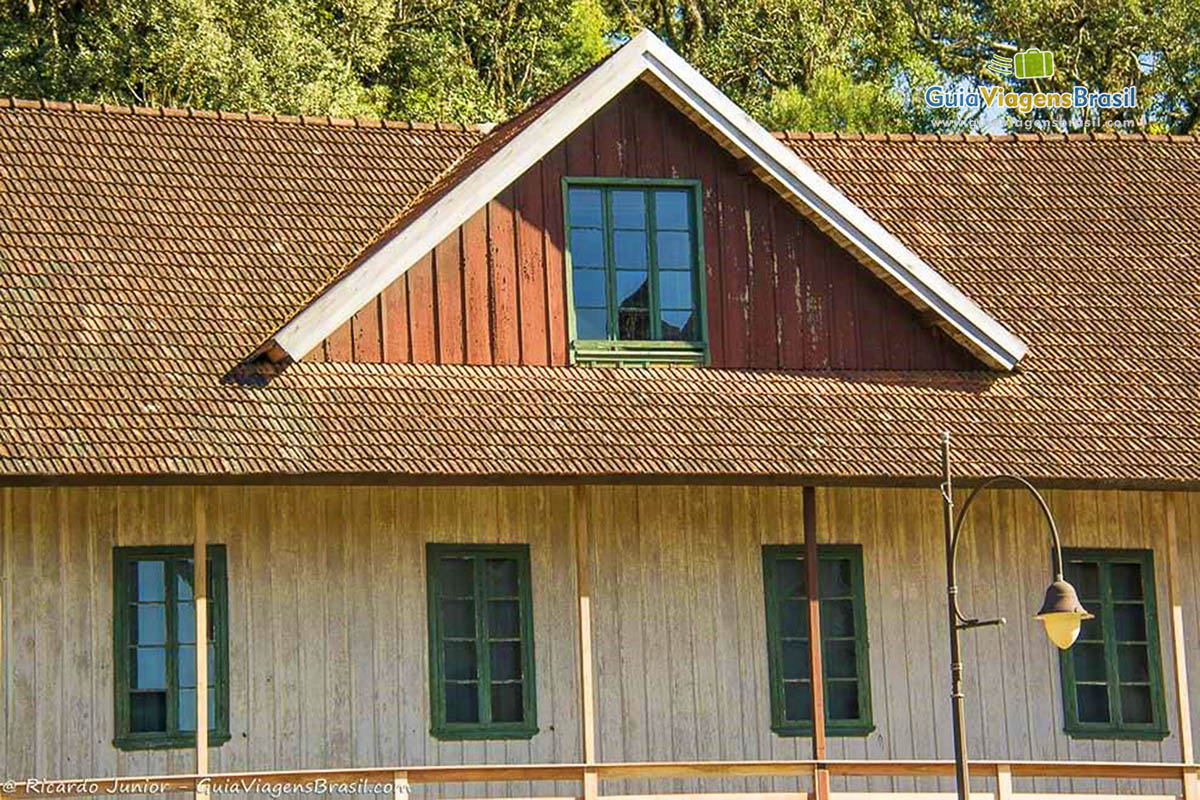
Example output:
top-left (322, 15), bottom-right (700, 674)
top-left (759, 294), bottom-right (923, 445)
top-left (564, 179), bottom-right (707, 366)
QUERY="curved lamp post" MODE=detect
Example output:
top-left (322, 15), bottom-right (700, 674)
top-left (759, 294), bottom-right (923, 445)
top-left (939, 432), bottom-right (1093, 800)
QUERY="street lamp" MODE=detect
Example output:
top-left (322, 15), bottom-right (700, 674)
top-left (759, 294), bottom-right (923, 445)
top-left (939, 432), bottom-right (1092, 800)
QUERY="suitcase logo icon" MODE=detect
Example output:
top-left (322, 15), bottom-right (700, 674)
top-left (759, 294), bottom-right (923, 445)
top-left (984, 49), bottom-right (1055, 80)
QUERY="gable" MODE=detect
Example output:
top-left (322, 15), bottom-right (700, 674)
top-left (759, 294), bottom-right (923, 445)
top-left (306, 84), bottom-right (979, 371)
top-left (248, 30), bottom-right (1024, 373)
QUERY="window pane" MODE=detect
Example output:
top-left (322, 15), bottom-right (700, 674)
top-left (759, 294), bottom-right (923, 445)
top-left (490, 641), bottom-right (522, 681)
top-left (176, 560), bottom-right (194, 601)
top-left (1120, 684), bottom-right (1153, 723)
top-left (576, 307), bottom-right (608, 339)
top-left (1076, 683), bottom-right (1110, 723)
top-left (134, 561), bottom-right (166, 602)
top-left (658, 270), bottom-right (693, 310)
top-left (442, 599), bottom-right (475, 639)
top-left (133, 605), bottom-right (167, 646)
top-left (821, 599), bottom-right (856, 637)
top-left (179, 644), bottom-right (196, 688)
top-left (824, 640), bottom-right (857, 678)
top-left (445, 682), bottom-right (479, 723)
top-left (570, 228), bottom-right (605, 268)
top-left (1114, 604), bottom-right (1147, 642)
top-left (616, 271), bottom-right (650, 308)
top-left (781, 639), bottom-right (809, 680)
top-left (654, 190), bottom-right (690, 229)
top-left (618, 308), bottom-right (650, 340)
top-left (179, 688), bottom-right (196, 732)
top-left (775, 559), bottom-right (806, 599)
top-left (1079, 612), bottom-right (1103, 642)
top-left (656, 231), bottom-right (691, 270)
top-left (1067, 561), bottom-right (1101, 600)
top-left (130, 692), bottom-right (167, 733)
top-left (573, 268), bottom-right (607, 308)
top-left (827, 681), bottom-right (860, 720)
top-left (661, 311), bottom-right (695, 341)
top-left (611, 190), bottom-right (645, 229)
top-left (783, 680), bottom-right (812, 722)
top-left (1072, 642), bottom-right (1108, 682)
top-left (613, 230), bottom-right (647, 269)
top-left (1118, 644), bottom-right (1151, 683)
top-left (444, 641), bottom-right (478, 681)
top-left (820, 559), bottom-right (853, 597)
top-left (488, 600), bottom-right (520, 639)
top-left (486, 559), bottom-right (519, 597)
top-left (1111, 563), bottom-right (1143, 600)
top-left (491, 683), bottom-right (524, 723)
top-left (132, 647), bottom-right (167, 690)
top-left (568, 188), bottom-right (602, 228)
top-left (440, 559), bottom-right (474, 598)
top-left (780, 599), bottom-right (808, 637)
top-left (177, 602), bottom-right (195, 644)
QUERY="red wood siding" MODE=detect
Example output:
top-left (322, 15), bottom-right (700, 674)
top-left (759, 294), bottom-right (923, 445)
top-left (309, 83), bottom-right (978, 370)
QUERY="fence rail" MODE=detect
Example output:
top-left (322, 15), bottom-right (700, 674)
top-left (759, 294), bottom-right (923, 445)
top-left (3, 760), bottom-right (1198, 800)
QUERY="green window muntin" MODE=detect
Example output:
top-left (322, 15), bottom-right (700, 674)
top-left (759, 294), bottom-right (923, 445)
top-left (762, 544), bottom-right (873, 737)
top-left (426, 544), bottom-right (538, 740)
top-left (113, 545), bottom-right (230, 751)
top-left (1060, 548), bottom-right (1168, 740)
top-left (563, 178), bottom-right (708, 365)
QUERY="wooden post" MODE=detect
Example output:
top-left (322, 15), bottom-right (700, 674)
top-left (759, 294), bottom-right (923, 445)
top-left (995, 763), bottom-right (1013, 800)
top-left (574, 486), bottom-right (598, 800)
top-left (1165, 493), bottom-right (1198, 800)
top-left (392, 770), bottom-right (409, 800)
top-left (803, 487), bottom-right (830, 800)
top-left (193, 491), bottom-right (209, 799)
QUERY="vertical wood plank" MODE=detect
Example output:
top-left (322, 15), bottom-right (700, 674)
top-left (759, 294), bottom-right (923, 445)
top-left (488, 191), bottom-right (521, 364)
top-left (828, 250), bottom-right (859, 368)
top-left (692, 134), bottom-right (725, 367)
top-left (800, 220), bottom-right (830, 369)
top-left (461, 208), bottom-right (493, 364)
top-left (773, 198), bottom-right (804, 370)
top-left (747, 184), bottom-right (780, 369)
top-left (381, 277), bottom-right (411, 363)
top-left (541, 144), bottom-right (570, 366)
top-left (434, 229), bottom-right (465, 363)
top-left (515, 164), bottom-right (549, 365)
top-left (351, 298), bottom-right (383, 362)
top-left (574, 486), bottom-right (597, 766)
top-left (407, 255), bottom-right (438, 364)
top-left (717, 168), bottom-right (750, 368)
top-left (325, 320), bottom-right (353, 361)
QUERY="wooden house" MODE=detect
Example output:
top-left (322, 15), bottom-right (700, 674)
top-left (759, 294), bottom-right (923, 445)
top-left (1, 30), bottom-right (1198, 800)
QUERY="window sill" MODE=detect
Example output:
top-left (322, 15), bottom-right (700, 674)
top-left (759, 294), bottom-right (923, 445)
top-left (572, 340), bottom-right (706, 367)
top-left (772, 723), bottom-right (875, 738)
top-left (114, 731), bottom-right (231, 751)
top-left (431, 724), bottom-right (539, 741)
top-left (1063, 725), bottom-right (1169, 741)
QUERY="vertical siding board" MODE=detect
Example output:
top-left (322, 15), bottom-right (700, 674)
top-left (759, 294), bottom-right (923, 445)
top-left (747, 184), bottom-right (779, 368)
top-left (692, 135), bottom-right (725, 367)
top-left (633, 90), bottom-right (666, 177)
top-left (462, 208), bottom-right (494, 364)
top-left (88, 487), bottom-right (118, 779)
top-left (370, 488), bottom-right (401, 766)
top-left (397, 488), bottom-right (427, 772)
top-left (297, 488), bottom-right (328, 767)
top-left (348, 489), bottom-right (378, 766)
top-left (267, 486), bottom-right (301, 767)
top-left (800, 220), bottom-right (831, 368)
top-left (688, 487), bottom-right (721, 767)
top-left (856, 276), bottom-right (887, 369)
top-left (615, 485), bottom-right (650, 794)
top-left (61, 489), bottom-right (91, 777)
top-left (407, 255), bottom-right (438, 364)
top-left (773, 199), bottom-right (805, 370)
top-left (381, 277), bottom-right (411, 363)
top-left (324, 489), bottom-right (353, 766)
top-left (541, 145), bottom-right (570, 365)
top-left (32, 488), bottom-right (61, 777)
top-left (325, 320), bottom-right (353, 361)
top-left (488, 192), bottom-right (521, 364)
top-left (828, 251), bottom-right (860, 369)
top-left (515, 164), bottom-right (549, 365)
top-left (717, 166), bottom-right (751, 368)
top-left (434, 230), bottom-right (465, 363)
top-left (569, 114), bottom-right (599, 177)
top-left (351, 298), bottom-right (383, 362)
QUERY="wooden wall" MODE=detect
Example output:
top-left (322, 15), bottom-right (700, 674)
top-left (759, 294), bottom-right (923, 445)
top-left (307, 83), bottom-right (978, 371)
top-left (2, 485), bottom-right (1196, 798)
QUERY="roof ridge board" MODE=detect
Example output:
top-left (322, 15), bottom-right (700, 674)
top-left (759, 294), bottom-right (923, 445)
top-left (1, 96), bottom-right (494, 133)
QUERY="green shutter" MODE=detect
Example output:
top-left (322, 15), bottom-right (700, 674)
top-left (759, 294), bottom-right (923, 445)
top-left (427, 544), bottom-right (538, 740)
top-left (112, 545), bottom-right (231, 751)
top-left (563, 177), bottom-right (708, 366)
top-left (762, 544), bottom-right (873, 737)
top-left (1059, 548), bottom-right (1168, 740)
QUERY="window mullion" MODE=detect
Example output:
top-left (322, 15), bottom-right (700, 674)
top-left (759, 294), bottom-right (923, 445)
top-left (165, 558), bottom-right (179, 738)
top-left (646, 189), bottom-right (660, 340)
top-left (601, 189), bottom-right (617, 341)
top-left (1100, 562), bottom-right (1123, 729)
top-left (474, 554), bottom-right (491, 725)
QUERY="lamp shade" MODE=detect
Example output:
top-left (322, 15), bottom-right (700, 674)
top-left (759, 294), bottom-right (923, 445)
top-left (1035, 580), bottom-right (1094, 649)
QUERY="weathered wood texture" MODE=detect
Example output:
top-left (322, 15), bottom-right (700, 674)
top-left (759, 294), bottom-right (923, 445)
top-left (1, 486), bottom-right (1195, 799)
top-left (307, 84), bottom-right (976, 370)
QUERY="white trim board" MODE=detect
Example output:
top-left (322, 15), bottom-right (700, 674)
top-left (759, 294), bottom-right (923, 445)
top-left (267, 30), bottom-right (1027, 370)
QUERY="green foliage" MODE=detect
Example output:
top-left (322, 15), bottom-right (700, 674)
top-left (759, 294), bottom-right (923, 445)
top-left (1, 0), bottom-right (1199, 132)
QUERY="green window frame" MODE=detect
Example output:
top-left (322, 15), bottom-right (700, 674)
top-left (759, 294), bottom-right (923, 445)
top-left (762, 544), bottom-right (873, 737)
top-left (562, 177), bottom-right (708, 366)
top-left (426, 543), bottom-right (538, 740)
top-left (112, 545), bottom-right (230, 751)
top-left (1059, 548), bottom-right (1168, 740)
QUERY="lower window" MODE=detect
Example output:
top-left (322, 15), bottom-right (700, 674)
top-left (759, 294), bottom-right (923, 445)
top-left (113, 545), bottom-right (230, 750)
top-left (426, 544), bottom-right (538, 740)
top-left (1059, 548), bottom-right (1168, 739)
top-left (762, 544), bottom-right (873, 736)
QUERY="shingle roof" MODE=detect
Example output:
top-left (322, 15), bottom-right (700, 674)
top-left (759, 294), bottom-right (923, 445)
top-left (1, 99), bottom-right (1197, 485)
